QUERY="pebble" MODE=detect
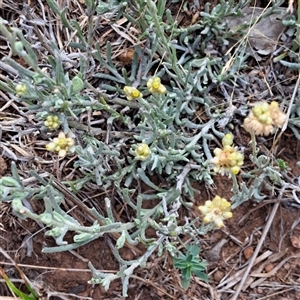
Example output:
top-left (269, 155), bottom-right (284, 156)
top-left (243, 246), bottom-right (254, 260)
top-left (257, 288), bottom-right (264, 294)
top-left (213, 270), bottom-right (224, 282)
top-left (264, 263), bottom-right (274, 273)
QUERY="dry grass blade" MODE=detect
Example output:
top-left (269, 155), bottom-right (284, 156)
top-left (217, 250), bottom-right (273, 291)
top-left (230, 203), bottom-right (279, 300)
top-left (0, 261), bottom-right (97, 272)
top-left (270, 74), bottom-right (300, 153)
top-left (250, 253), bottom-right (300, 288)
top-left (130, 275), bottom-right (178, 299)
top-left (0, 247), bottom-right (39, 299)
top-left (230, 184), bottom-right (289, 300)
top-left (256, 287), bottom-right (297, 300)
top-left (242, 250), bottom-right (287, 290)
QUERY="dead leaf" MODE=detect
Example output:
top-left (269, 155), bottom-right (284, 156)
top-left (118, 48), bottom-right (136, 65)
top-left (225, 7), bottom-right (288, 60)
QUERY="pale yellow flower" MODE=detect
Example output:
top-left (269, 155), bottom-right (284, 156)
top-left (45, 142), bottom-right (57, 152)
top-left (198, 196), bottom-right (232, 228)
top-left (243, 101), bottom-right (286, 136)
top-left (123, 86), bottom-right (143, 101)
top-left (134, 143), bottom-right (151, 161)
top-left (46, 132), bottom-right (75, 157)
top-left (210, 134), bottom-right (244, 176)
top-left (269, 101), bottom-right (286, 127)
top-left (15, 83), bottom-right (27, 96)
top-left (147, 77), bottom-right (166, 94)
top-left (44, 115), bottom-right (60, 130)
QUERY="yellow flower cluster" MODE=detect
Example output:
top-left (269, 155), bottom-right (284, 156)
top-left (123, 86), bottom-right (143, 101)
top-left (46, 132), bottom-right (75, 157)
top-left (198, 196), bottom-right (232, 228)
top-left (243, 101), bottom-right (286, 136)
top-left (210, 133), bottom-right (244, 176)
top-left (134, 143), bottom-right (151, 161)
top-left (44, 115), bottom-right (60, 130)
top-left (15, 83), bottom-right (27, 96)
top-left (147, 77), bottom-right (166, 94)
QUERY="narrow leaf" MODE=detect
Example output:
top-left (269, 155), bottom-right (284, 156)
top-left (192, 270), bottom-right (209, 281)
top-left (3, 57), bottom-right (35, 79)
top-left (181, 275), bottom-right (191, 290)
top-left (61, 7), bottom-right (74, 30)
top-left (0, 80), bottom-right (15, 93)
top-left (46, 0), bottom-right (62, 15)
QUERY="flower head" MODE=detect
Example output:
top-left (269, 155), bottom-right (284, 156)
top-left (198, 196), bottom-right (232, 228)
top-left (46, 132), bottom-right (75, 157)
top-left (44, 115), bottom-right (60, 130)
top-left (269, 101), bottom-right (286, 127)
top-left (147, 77), bottom-right (166, 94)
top-left (211, 133), bottom-right (244, 177)
top-left (243, 101), bottom-right (286, 136)
top-left (123, 86), bottom-right (143, 101)
top-left (15, 83), bottom-right (27, 96)
top-left (134, 143), bottom-right (151, 161)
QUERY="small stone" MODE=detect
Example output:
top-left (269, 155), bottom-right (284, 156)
top-left (213, 270), bottom-right (224, 282)
top-left (264, 263), bottom-right (274, 273)
top-left (257, 288), bottom-right (264, 294)
top-left (243, 246), bottom-right (254, 260)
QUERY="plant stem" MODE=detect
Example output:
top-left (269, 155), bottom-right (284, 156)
top-left (231, 173), bottom-right (239, 194)
top-left (250, 130), bottom-right (257, 157)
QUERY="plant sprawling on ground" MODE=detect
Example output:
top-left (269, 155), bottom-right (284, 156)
top-left (1, 0), bottom-right (300, 297)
